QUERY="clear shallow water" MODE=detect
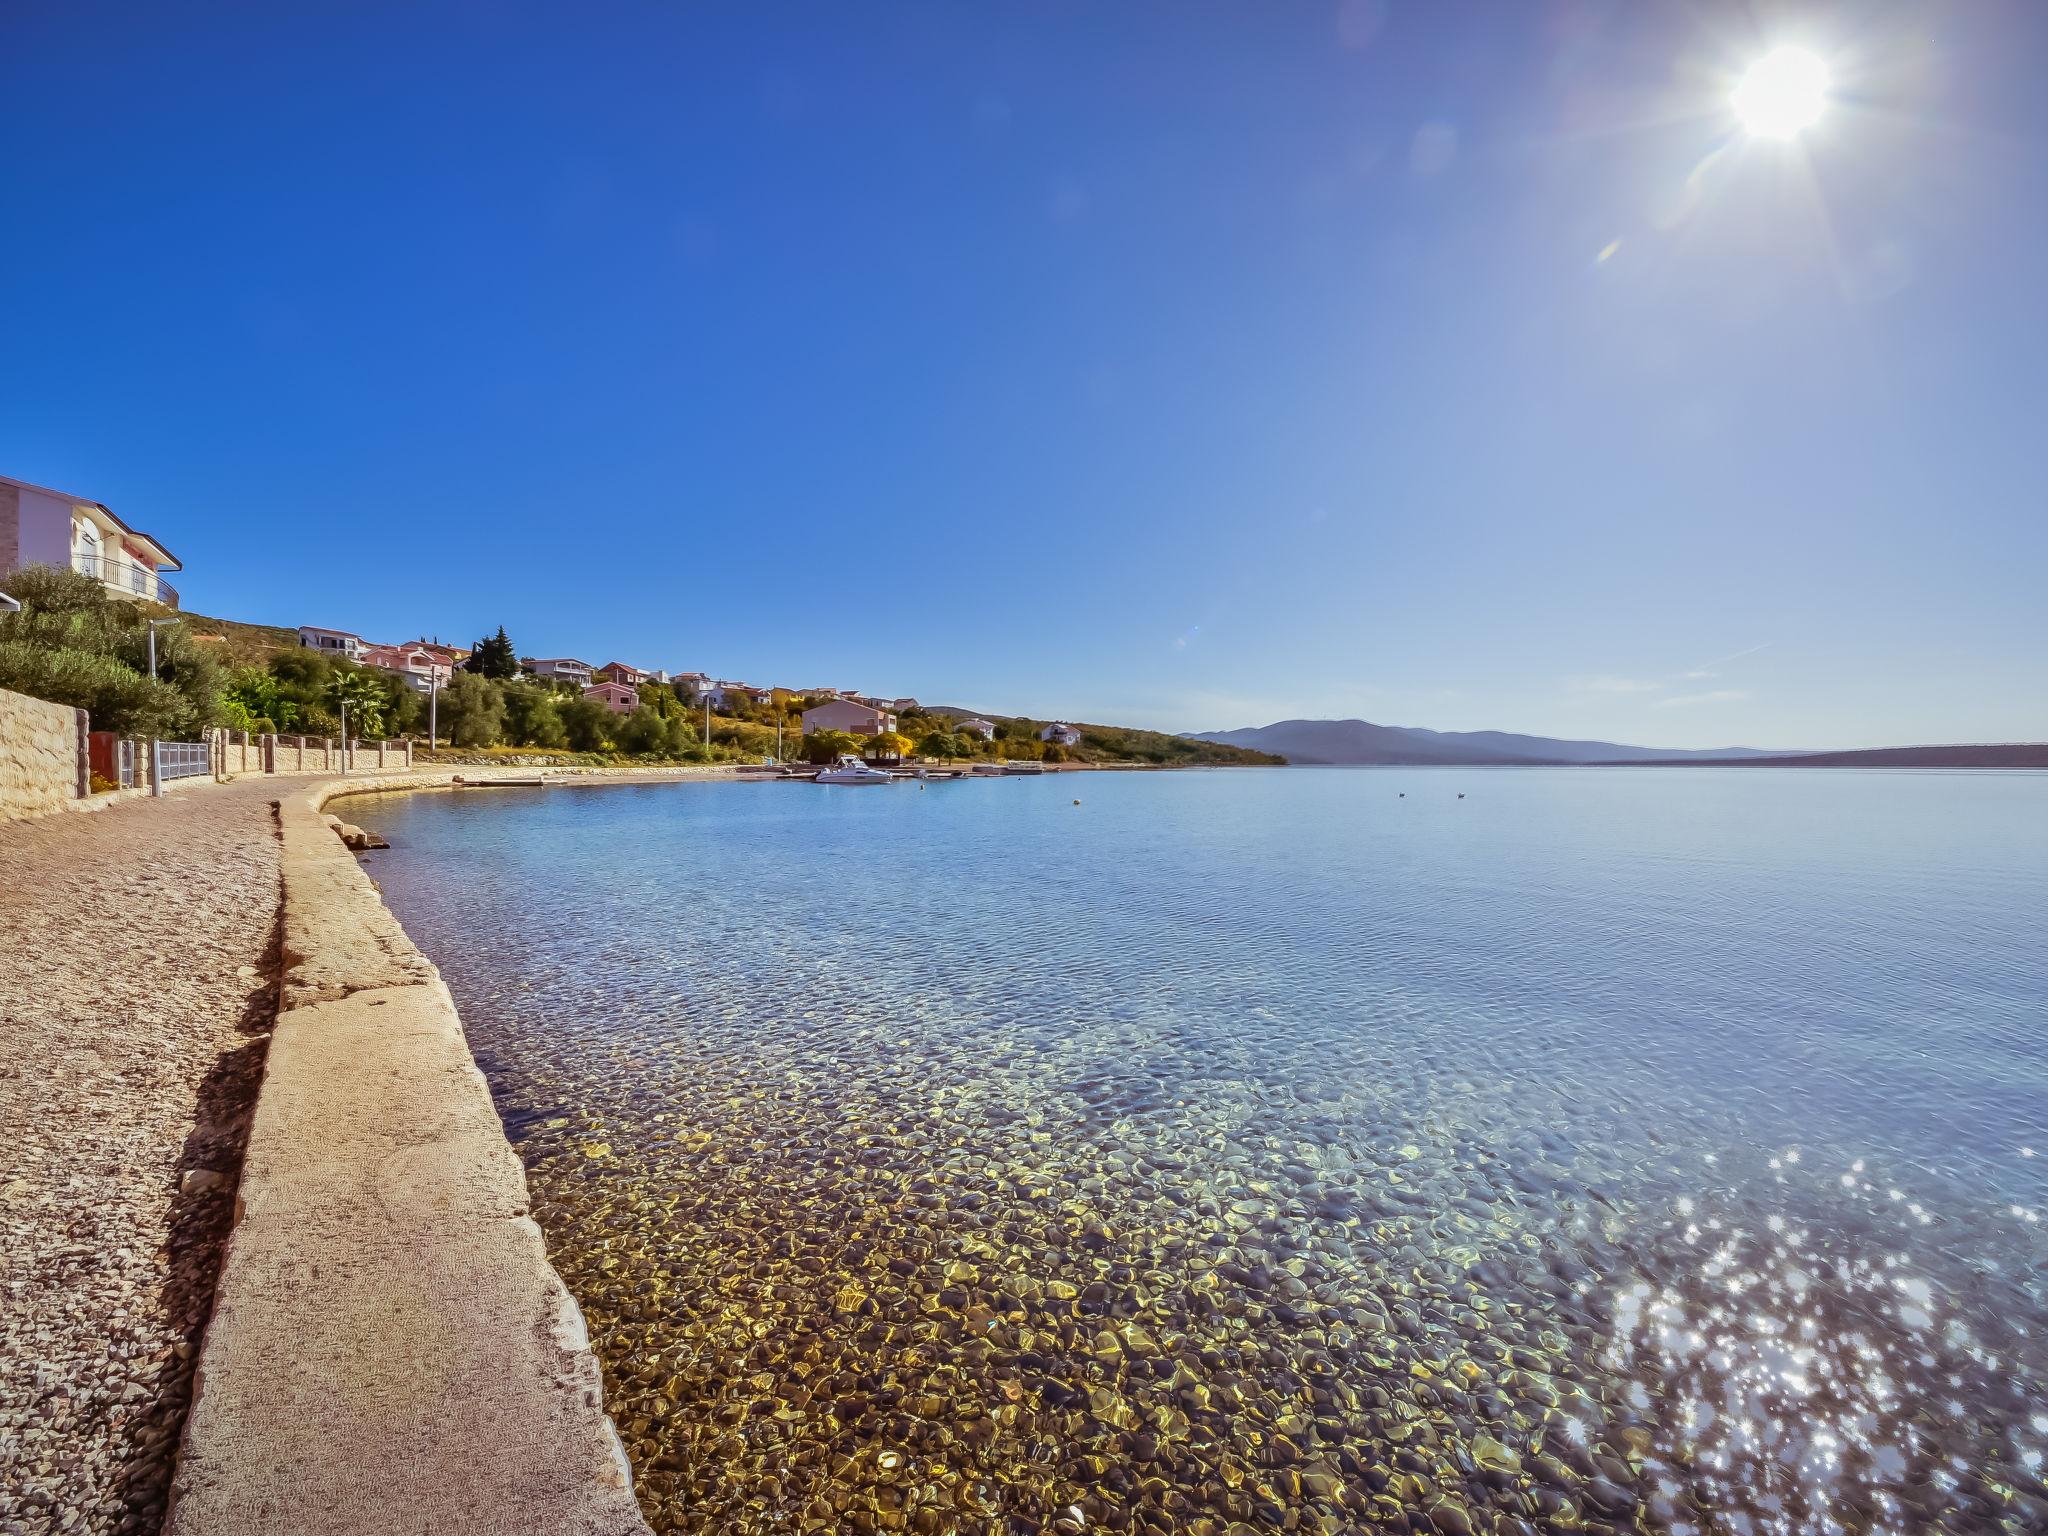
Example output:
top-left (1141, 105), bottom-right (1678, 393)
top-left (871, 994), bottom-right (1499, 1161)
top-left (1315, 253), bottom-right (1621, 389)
top-left (352, 768), bottom-right (2048, 1536)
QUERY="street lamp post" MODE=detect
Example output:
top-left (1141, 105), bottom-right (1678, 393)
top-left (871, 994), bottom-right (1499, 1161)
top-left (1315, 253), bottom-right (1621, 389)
top-left (339, 697), bottom-right (349, 775)
top-left (428, 675), bottom-right (440, 750)
top-left (146, 617), bottom-right (178, 680)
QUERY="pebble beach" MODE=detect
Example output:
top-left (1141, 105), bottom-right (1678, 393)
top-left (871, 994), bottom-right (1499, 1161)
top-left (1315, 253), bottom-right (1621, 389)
top-left (0, 783), bottom-right (282, 1536)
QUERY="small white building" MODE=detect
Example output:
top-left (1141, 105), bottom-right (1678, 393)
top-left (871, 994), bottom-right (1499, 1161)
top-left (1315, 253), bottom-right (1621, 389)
top-left (801, 699), bottom-right (897, 737)
top-left (957, 717), bottom-right (996, 741)
top-left (527, 657), bottom-right (595, 686)
top-left (298, 625), bottom-right (365, 659)
top-left (1040, 722), bottom-right (1083, 747)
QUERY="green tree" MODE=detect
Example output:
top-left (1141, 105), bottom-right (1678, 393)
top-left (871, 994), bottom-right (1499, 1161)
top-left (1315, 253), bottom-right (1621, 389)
top-left (917, 729), bottom-right (960, 760)
top-left (324, 668), bottom-right (388, 739)
top-left (801, 729), bottom-right (860, 765)
top-left (441, 671), bottom-right (505, 747)
top-left (225, 667), bottom-right (300, 732)
top-left (560, 695), bottom-right (614, 753)
top-left (464, 626), bottom-right (520, 679)
top-left (501, 680), bottom-right (568, 748)
top-left (613, 704), bottom-right (687, 756)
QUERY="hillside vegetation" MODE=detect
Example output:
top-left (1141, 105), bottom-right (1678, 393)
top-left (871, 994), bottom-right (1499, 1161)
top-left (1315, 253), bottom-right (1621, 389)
top-left (3, 587), bottom-right (1279, 766)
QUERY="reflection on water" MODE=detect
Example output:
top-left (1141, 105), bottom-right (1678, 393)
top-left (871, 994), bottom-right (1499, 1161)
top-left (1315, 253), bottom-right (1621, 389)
top-left (352, 769), bottom-right (2048, 1535)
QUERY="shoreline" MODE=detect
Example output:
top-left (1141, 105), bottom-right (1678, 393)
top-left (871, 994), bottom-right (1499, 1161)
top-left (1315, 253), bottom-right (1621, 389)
top-left (162, 766), bottom-right (711, 1535)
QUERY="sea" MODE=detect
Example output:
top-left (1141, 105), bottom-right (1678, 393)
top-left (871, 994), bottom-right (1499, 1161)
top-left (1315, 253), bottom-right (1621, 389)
top-left (350, 767), bottom-right (2048, 1536)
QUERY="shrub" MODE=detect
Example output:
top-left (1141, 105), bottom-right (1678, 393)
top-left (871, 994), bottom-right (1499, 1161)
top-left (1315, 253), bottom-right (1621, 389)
top-left (0, 640), bottom-right (186, 736)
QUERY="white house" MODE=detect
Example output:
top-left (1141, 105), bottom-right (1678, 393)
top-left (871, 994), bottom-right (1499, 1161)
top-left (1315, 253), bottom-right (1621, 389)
top-left (2, 473), bottom-right (182, 607)
top-left (526, 657), bottom-right (595, 686)
top-left (801, 699), bottom-right (897, 737)
top-left (957, 717), bottom-right (996, 741)
top-left (1040, 722), bottom-right (1083, 747)
top-left (298, 625), bottom-right (365, 658)
top-left (706, 680), bottom-right (771, 709)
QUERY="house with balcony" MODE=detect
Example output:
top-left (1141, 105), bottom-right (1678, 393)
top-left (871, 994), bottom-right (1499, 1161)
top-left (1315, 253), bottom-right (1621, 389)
top-left (957, 717), bottom-right (996, 741)
top-left (1, 472), bottom-right (182, 607)
top-left (298, 625), bottom-right (365, 658)
top-left (525, 657), bottom-right (595, 687)
top-left (1040, 722), bottom-right (1083, 747)
top-left (582, 681), bottom-right (639, 714)
top-left (399, 637), bottom-right (471, 666)
top-left (593, 661), bottom-right (649, 687)
top-left (801, 699), bottom-right (897, 737)
top-left (360, 643), bottom-right (453, 694)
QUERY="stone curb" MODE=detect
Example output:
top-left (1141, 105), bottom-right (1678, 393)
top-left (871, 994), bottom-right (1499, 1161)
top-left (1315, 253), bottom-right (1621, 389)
top-left (164, 774), bottom-right (655, 1535)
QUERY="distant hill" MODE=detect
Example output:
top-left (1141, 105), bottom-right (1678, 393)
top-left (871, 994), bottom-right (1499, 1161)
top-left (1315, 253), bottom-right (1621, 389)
top-left (1192, 718), bottom-right (1790, 766)
top-left (178, 610), bottom-right (300, 668)
top-left (1194, 718), bottom-right (2048, 769)
top-left (1623, 743), bottom-right (2048, 769)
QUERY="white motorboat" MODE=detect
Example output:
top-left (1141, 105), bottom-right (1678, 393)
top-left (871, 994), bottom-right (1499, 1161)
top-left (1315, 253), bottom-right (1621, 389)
top-left (815, 754), bottom-right (896, 785)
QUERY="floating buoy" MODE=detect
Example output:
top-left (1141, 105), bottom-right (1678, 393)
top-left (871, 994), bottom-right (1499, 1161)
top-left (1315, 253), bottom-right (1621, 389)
top-left (1399, 792), bottom-right (1404, 798)
top-left (1458, 793), bottom-right (1466, 799)
top-left (1073, 798), bottom-right (1081, 806)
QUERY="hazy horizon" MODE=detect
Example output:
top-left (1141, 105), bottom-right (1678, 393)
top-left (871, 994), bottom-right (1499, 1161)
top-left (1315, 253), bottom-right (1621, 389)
top-left (3, 3), bottom-right (2044, 750)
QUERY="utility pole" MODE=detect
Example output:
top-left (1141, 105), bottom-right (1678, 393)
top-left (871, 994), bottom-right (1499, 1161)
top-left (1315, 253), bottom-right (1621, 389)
top-left (428, 675), bottom-right (440, 750)
top-left (339, 697), bottom-right (349, 775)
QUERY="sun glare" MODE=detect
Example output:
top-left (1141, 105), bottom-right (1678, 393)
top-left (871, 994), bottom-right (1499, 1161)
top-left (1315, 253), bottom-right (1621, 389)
top-left (1733, 47), bottom-right (1831, 139)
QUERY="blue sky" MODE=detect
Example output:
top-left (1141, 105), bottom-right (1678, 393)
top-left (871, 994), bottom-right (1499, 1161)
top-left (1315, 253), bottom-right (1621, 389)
top-left (3, 2), bottom-right (2043, 747)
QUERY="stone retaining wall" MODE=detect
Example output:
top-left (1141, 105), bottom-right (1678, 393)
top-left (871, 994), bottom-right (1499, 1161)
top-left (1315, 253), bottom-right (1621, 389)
top-left (0, 684), bottom-right (88, 821)
top-left (166, 773), bottom-right (653, 1536)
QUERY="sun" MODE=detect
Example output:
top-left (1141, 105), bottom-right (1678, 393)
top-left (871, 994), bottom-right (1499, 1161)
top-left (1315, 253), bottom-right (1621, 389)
top-left (1732, 47), bottom-right (1831, 139)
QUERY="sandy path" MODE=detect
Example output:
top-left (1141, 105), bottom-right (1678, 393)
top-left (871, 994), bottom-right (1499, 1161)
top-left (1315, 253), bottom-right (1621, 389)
top-left (0, 782), bottom-right (284, 1536)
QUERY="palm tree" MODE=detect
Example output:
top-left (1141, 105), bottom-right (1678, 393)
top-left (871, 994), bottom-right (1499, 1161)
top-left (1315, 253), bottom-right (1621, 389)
top-left (325, 670), bottom-right (386, 742)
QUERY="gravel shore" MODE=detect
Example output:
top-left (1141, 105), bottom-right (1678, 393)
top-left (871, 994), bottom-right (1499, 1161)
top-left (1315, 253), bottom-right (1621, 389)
top-left (0, 782), bottom-right (284, 1536)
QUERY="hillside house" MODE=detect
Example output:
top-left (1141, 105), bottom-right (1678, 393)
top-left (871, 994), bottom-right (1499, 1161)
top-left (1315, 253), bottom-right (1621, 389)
top-left (1040, 722), bottom-right (1083, 747)
top-left (298, 626), bottom-right (365, 659)
top-left (957, 717), bottom-right (996, 741)
top-left (1, 473), bottom-right (183, 608)
top-left (583, 681), bottom-right (639, 714)
top-left (360, 643), bottom-right (453, 693)
top-left (801, 699), bottom-right (897, 737)
top-left (527, 658), bottom-right (595, 686)
top-left (594, 661), bottom-right (649, 686)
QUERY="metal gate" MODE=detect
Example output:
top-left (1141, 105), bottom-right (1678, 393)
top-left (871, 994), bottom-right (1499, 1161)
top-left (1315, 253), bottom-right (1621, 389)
top-left (156, 740), bottom-right (211, 782)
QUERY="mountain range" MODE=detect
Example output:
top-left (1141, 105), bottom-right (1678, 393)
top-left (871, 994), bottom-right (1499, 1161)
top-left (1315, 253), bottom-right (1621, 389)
top-left (1190, 719), bottom-right (1791, 766)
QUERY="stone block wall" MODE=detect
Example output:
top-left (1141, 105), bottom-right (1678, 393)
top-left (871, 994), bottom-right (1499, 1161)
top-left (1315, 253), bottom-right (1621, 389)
top-left (0, 684), bottom-right (89, 821)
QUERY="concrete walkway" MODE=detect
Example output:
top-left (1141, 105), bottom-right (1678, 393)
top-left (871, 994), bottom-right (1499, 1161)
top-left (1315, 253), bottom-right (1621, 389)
top-left (0, 778), bottom-right (285, 1536)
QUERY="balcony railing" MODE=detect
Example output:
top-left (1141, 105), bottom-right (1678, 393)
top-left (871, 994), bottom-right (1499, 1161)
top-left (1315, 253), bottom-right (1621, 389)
top-left (72, 551), bottom-right (178, 609)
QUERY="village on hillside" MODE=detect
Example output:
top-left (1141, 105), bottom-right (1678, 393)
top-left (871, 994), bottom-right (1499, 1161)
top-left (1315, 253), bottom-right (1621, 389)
top-left (1, 468), bottom-right (1281, 769)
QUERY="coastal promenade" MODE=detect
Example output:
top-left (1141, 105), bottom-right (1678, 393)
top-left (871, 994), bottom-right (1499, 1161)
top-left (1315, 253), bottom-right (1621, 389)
top-left (0, 777), bottom-right (284, 1535)
top-left (0, 767), bottom-right (694, 1536)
